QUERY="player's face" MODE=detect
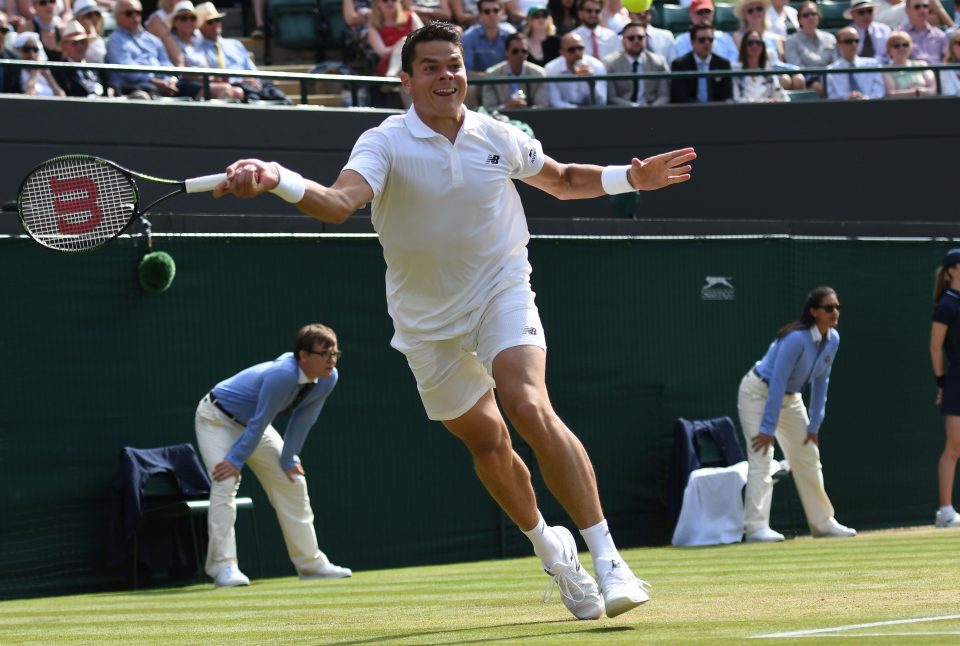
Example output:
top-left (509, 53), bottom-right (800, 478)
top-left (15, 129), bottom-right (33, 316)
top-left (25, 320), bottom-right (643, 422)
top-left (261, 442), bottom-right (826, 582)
top-left (401, 40), bottom-right (468, 120)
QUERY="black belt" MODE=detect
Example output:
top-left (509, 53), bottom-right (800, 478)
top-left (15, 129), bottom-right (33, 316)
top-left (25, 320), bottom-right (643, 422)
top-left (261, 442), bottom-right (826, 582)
top-left (208, 391), bottom-right (246, 426)
top-left (753, 368), bottom-right (796, 395)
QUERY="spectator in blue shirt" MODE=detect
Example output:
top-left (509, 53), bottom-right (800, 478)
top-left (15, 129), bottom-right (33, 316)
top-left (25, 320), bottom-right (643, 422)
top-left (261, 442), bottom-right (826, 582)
top-left (462, 0), bottom-right (516, 74)
top-left (737, 286), bottom-right (857, 543)
top-left (105, 0), bottom-right (181, 98)
top-left (930, 249), bottom-right (960, 528)
top-left (195, 323), bottom-right (352, 588)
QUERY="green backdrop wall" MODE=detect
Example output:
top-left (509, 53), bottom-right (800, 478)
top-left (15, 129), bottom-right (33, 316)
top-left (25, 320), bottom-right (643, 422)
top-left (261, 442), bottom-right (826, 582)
top-left (0, 234), bottom-right (950, 599)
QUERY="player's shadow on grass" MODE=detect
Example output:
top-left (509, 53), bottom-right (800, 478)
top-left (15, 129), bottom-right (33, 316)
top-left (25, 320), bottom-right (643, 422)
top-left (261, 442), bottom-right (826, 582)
top-left (335, 620), bottom-right (635, 645)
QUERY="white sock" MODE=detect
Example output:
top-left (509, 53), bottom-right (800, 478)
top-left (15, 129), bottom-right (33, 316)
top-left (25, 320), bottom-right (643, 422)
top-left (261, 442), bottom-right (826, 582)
top-left (580, 519), bottom-right (623, 577)
top-left (522, 513), bottom-right (564, 568)
top-left (939, 505), bottom-right (956, 515)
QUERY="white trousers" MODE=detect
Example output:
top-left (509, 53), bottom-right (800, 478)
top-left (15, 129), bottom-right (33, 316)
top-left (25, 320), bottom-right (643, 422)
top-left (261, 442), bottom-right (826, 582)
top-left (194, 396), bottom-right (332, 578)
top-left (737, 370), bottom-right (836, 535)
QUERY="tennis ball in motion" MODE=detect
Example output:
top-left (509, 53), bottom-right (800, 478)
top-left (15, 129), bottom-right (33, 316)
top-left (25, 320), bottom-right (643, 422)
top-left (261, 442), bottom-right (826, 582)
top-left (138, 251), bottom-right (176, 293)
top-left (622, 0), bottom-right (653, 13)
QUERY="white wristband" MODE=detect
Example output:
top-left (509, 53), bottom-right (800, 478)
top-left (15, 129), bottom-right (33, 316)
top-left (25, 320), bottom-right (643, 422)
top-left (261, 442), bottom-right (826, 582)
top-left (601, 164), bottom-right (636, 195)
top-left (270, 162), bottom-right (306, 203)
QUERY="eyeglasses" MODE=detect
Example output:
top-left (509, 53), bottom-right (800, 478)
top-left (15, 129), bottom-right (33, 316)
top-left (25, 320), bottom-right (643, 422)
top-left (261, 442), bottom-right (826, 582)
top-left (20, 45), bottom-right (39, 53)
top-left (912, 3), bottom-right (929, 8)
top-left (696, 36), bottom-right (714, 43)
top-left (531, 11), bottom-right (548, 18)
top-left (122, 9), bottom-right (142, 17)
top-left (838, 38), bottom-right (860, 44)
top-left (817, 304), bottom-right (842, 313)
top-left (307, 349), bottom-right (342, 360)
top-left (745, 5), bottom-right (764, 14)
top-left (174, 14), bottom-right (196, 21)
top-left (745, 39), bottom-right (764, 46)
top-left (565, 44), bottom-right (585, 51)
top-left (623, 34), bottom-right (645, 41)
top-left (890, 41), bottom-right (911, 49)
top-left (582, 8), bottom-right (601, 14)
top-left (482, 7), bottom-right (500, 14)
top-left (509, 47), bottom-right (529, 54)
top-left (695, 8), bottom-right (713, 14)
top-left (799, 11), bottom-right (818, 17)
top-left (36, 0), bottom-right (55, 6)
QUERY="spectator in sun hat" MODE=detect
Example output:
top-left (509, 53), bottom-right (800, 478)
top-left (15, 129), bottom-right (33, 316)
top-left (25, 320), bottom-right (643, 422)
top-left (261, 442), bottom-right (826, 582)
top-left (73, 0), bottom-right (107, 62)
top-left (169, 0), bottom-right (243, 100)
top-left (52, 19), bottom-right (111, 97)
top-left (673, 0), bottom-right (739, 62)
top-left (845, 0), bottom-right (891, 61)
top-left (522, 5), bottom-right (561, 67)
top-left (144, 0), bottom-right (186, 65)
top-left (9, 31), bottom-right (65, 95)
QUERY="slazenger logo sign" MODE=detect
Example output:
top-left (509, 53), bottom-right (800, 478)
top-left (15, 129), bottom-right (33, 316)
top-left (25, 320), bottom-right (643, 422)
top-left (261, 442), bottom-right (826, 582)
top-left (701, 276), bottom-right (735, 301)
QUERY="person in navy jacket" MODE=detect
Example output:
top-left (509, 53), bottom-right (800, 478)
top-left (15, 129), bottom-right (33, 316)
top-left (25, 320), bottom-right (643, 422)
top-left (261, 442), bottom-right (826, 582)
top-left (930, 248), bottom-right (960, 528)
top-left (737, 286), bottom-right (856, 543)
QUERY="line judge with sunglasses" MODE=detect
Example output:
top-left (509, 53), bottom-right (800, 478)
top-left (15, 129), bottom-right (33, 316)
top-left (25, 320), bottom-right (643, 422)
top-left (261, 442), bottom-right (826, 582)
top-left (737, 286), bottom-right (856, 543)
top-left (194, 323), bottom-right (352, 588)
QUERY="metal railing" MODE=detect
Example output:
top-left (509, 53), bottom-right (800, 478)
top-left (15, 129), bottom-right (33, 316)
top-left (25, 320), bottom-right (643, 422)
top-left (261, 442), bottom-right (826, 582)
top-left (2, 58), bottom-right (958, 106)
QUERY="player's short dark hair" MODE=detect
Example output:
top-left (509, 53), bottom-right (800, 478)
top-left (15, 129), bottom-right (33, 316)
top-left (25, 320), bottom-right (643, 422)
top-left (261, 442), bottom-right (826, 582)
top-left (401, 22), bottom-right (463, 75)
top-left (295, 323), bottom-right (337, 357)
top-left (505, 32), bottom-right (527, 50)
top-left (690, 22), bottom-right (714, 40)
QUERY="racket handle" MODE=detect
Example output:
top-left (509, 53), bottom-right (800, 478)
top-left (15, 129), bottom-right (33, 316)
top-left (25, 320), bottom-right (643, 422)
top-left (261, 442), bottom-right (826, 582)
top-left (184, 173), bottom-right (228, 193)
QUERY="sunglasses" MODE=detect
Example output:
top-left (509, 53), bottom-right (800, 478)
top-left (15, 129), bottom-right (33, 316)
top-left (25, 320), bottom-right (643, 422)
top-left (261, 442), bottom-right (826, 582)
top-left (696, 36), bottom-right (714, 43)
top-left (20, 45), bottom-right (39, 53)
top-left (624, 34), bottom-right (645, 41)
top-left (123, 9), bottom-right (142, 17)
top-left (745, 5), bottom-right (764, 14)
top-left (817, 304), bottom-right (842, 313)
top-left (912, 3), bottom-right (929, 8)
top-left (745, 39), bottom-right (763, 46)
top-left (174, 13), bottom-right (196, 21)
top-left (853, 7), bottom-right (873, 14)
top-left (566, 45), bottom-right (585, 51)
top-left (838, 38), bottom-right (860, 44)
top-left (36, 0), bottom-right (55, 6)
top-left (695, 8), bottom-right (713, 14)
top-left (531, 11), bottom-right (548, 18)
top-left (800, 11), bottom-right (818, 17)
top-left (482, 7), bottom-right (500, 13)
top-left (509, 47), bottom-right (528, 54)
top-left (206, 17), bottom-right (222, 24)
top-left (582, 8), bottom-right (601, 14)
top-left (890, 41), bottom-right (910, 48)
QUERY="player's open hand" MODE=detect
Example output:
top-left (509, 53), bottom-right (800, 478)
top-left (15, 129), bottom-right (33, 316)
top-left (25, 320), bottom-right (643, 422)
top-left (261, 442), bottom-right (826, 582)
top-left (214, 159), bottom-right (280, 199)
top-left (285, 463), bottom-right (305, 482)
top-left (628, 148), bottom-right (697, 191)
top-left (750, 433), bottom-right (776, 453)
top-left (212, 459), bottom-right (241, 482)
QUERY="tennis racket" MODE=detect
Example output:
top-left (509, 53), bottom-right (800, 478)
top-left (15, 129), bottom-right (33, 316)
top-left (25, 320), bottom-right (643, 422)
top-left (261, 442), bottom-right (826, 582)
top-left (17, 154), bottom-right (227, 253)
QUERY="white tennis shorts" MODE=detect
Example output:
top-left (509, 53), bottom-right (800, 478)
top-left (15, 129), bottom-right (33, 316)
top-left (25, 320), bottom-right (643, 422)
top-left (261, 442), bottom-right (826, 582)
top-left (391, 282), bottom-right (547, 421)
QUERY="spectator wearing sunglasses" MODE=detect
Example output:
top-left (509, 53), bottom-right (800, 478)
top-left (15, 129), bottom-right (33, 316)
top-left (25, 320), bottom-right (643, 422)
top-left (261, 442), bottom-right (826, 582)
top-left (543, 30), bottom-right (607, 106)
top-left (845, 0), bottom-right (890, 62)
top-left (169, 1), bottom-right (243, 100)
top-left (144, 0), bottom-right (186, 66)
top-left (733, 0), bottom-right (784, 64)
top-left (626, 7), bottom-right (675, 63)
top-left (29, 0), bottom-right (64, 61)
top-left (52, 19), bottom-right (111, 97)
top-left (673, 0), bottom-right (739, 63)
top-left (9, 31), bottom-right (65, 95)
top-left (522, 6), bottom-right (560, 66)
top-left (826, 25), bottom-right (884, 99)
top-left (105, 0), bottom-right (182, 98)
top-left (572, 0), bottom-right (617, 59)
top-left (603, 22), bottom-right (669, 106)
top-left (73, 0), bottom-right (106, 62)
top-left (929, 249), bottom-right (960, 529)
top-left (738, 286), bottom-right (856, 543)
top-left (481, 32), bottom-right (548, 110)
top-left (900, 0), bottom-right (948, 65)
top-left (882, 30), bottom-right (935, 95)
top-left (732, 28), bottom-right (784, 102)
top-left (462, 0), bottom-right (516, 75)
top-left (195, 323), bottom-right (352, 588)
top-left (670, 22), bottom-right (733, 103)
top-left (784, 1), bottom-right (835, 96)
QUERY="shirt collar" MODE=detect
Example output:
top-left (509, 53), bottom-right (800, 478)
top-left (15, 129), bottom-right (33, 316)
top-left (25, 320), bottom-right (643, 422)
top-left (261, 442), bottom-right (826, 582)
top-left (694, 53), bottom-right (711, 65)
top-left (297, 366), bottom-right (317, 385)
top-left (403, 105), bottom-right (479, 139)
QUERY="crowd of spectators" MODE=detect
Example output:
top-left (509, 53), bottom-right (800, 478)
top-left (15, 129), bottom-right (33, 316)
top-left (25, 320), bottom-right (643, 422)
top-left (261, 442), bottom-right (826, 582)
top-left (3, 0), bottom-right (960, 104)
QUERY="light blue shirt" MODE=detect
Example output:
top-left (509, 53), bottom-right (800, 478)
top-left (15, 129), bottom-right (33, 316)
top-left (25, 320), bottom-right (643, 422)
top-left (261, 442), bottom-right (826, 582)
top-left (105, 27), bottom-right (172, 86)
top-left (199, 36), bottom-right (258, 75)
top-left (673, 29), bottom-right (738, 63)
top-left (211, 353), bottom-right (337, 470)
top-left (753, 326), bottom-right (839, 437)
top-left (826, 56), bottom-right (885, 100)
top-left (461, 24), bottom-right (515, 72)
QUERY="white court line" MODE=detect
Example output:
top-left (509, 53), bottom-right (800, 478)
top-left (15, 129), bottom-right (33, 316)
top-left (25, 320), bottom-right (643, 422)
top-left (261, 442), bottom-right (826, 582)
top-left (749, 615), bottom-right (960, 639)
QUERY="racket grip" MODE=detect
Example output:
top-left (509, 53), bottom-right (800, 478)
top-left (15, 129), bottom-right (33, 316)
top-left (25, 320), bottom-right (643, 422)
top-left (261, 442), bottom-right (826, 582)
top-left (184, 173), bottom-right (228, 193)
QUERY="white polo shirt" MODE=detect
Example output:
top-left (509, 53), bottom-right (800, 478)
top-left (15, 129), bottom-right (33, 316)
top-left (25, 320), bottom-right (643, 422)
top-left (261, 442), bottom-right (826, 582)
top-left (344, 107), bottom-right (545, 340)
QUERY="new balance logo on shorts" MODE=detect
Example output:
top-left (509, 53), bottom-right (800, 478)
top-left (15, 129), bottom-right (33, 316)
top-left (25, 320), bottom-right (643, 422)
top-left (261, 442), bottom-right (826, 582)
top-left (486, 154), bottom-right (500, 164)
top-left (523, 326), bottom-right (538, 336)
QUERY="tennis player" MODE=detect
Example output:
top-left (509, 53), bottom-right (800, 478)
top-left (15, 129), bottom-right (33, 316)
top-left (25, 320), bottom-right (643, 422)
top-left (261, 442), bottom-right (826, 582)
top-left (214, 22), bottom-right (695, 619)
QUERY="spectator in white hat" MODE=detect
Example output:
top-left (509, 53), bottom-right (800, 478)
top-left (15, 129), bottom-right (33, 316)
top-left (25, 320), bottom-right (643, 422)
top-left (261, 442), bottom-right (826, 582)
top-left (52, 19), bottom-right (111, 97)
top-left (73, 0), bottom-right (106, 62)
top-left (846, 0), bottom-right (891, 61)
top-left (11, 31), bottom-right (65, 95)
top-left (170, 0), bottom-right (242, 100)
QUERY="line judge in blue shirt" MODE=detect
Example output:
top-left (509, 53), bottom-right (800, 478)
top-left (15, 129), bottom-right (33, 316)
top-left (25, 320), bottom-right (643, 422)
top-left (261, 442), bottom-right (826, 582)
top-left (195, 323), bottom-right (352, 588)
top-left (737, 286), bottom-right (857, 543)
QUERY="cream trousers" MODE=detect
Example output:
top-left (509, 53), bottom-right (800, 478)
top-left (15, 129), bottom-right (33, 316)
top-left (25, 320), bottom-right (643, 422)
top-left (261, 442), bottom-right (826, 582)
top-left (737, 370), bottom-right (837, 535)
top-left (194, 396), bottom-right (332, 578)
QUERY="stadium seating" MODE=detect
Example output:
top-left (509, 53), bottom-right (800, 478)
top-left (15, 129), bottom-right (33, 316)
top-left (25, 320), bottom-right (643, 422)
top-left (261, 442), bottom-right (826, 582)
top-left (715, 3), bottom-right (739, 32)
top-left (267, 0), bottom-right (324, 49)
top-left (662, 4), bottom-right (692, 34)
top-left (818, 0), bottom-right (852, 31)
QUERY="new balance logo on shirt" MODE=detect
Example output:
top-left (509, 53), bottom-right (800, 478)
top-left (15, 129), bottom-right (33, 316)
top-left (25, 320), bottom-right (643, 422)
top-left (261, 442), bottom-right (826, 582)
top-left (523, 326), bottom-right (538, 336)
top-left (486, 154), bottom-right (500, 164)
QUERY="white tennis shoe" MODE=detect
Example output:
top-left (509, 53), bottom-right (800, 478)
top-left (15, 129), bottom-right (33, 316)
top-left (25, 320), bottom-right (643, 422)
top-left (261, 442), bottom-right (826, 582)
top-left (213, 565), bottom-right (250, 588)
top-left (542, 526), bottom-right (604, 620)
top-left (598, 560), bottom-right (651, 618)
top-left (935, 508), bottom-right (960, 528)
top-left (299, 562), bottom-right (353, 579)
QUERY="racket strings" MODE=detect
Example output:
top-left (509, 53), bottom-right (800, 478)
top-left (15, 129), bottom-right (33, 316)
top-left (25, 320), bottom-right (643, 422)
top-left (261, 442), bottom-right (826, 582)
top-left (20, 159), bottom-right (137, 252)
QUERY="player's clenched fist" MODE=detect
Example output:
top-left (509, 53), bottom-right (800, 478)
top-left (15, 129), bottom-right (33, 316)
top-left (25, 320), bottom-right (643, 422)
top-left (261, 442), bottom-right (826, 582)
top-left (214, 159), bottom-right (279, 198)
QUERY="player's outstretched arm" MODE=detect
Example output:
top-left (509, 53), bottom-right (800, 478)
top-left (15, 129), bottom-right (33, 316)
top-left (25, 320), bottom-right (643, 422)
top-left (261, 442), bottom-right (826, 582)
top-left (523, 147), bottom-right (696, 200)
top-left (213, 159), bottom-right (374, 225)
